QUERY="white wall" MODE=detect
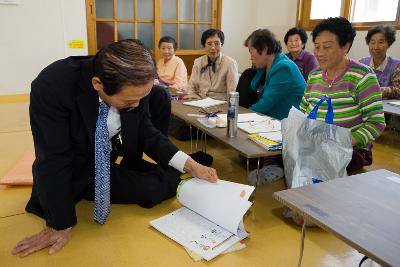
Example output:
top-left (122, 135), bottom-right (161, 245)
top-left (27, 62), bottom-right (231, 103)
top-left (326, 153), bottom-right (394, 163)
top-left (0, 0), bottom-right (87, 95)
top-left (1, 0), bottom-right (400, 95)
top-left (220, 0), bottom-right (257, 72)
top-left (221, 0), bottom-right (300, 71)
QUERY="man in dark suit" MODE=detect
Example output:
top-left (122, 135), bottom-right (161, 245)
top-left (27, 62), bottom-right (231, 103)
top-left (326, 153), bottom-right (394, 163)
top-left (12, 39), bottom-right (218, 257)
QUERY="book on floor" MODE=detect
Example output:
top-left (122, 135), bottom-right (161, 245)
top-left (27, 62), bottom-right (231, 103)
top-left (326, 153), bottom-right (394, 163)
top-left (183, 239), bottom-right (247, 262)
top-left (149, 178), bottom-right (254, 261)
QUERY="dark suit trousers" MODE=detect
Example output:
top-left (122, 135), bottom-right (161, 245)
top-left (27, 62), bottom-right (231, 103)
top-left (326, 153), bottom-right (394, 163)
top-left (84, 85), bottom-right (180, 208)
top-left (84, 160), bottom-right (181, 208)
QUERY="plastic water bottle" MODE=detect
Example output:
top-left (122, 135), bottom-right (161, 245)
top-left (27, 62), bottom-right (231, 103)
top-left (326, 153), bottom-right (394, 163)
top-left (227, 92), bottom-right (239, 138)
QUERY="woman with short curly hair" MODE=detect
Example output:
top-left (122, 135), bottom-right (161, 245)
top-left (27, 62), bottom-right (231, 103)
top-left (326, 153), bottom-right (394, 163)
top-left (300, 17), bottom-right (386, 172)
top-left (284, 27), bottom-right (318, 80)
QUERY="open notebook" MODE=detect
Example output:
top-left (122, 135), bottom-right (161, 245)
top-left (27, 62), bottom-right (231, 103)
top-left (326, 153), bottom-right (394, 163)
top-left (218, 113), bottom-right (281, 134)
top-left (150, 178), bottom-right (254, 261)
top-left (388, 101), bottom-right (400, 107)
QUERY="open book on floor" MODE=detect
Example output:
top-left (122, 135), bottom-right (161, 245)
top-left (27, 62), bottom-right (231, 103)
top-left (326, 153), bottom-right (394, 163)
top-left (183, 239), bottom-right (247, 262)
top-left (149, 178), bottom-right (254, 261)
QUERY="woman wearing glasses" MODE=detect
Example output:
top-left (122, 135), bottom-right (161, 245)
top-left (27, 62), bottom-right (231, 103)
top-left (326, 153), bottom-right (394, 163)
top-left (184, 29), bottom-right (239, 100)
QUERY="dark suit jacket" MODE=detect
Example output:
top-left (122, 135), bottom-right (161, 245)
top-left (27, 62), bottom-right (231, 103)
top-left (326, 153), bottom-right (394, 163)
top-left (26, 56), bottom-right (179, 230)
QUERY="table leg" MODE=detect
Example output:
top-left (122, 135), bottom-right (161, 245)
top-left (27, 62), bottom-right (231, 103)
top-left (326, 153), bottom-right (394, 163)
top-left (204, 133), bottom-right (207, 153)
top-left (296, 223), bottom-right (306, 267)
top-left (200, 131), bottom-right (205, 152)
top-left (246, 158), bottom-right (250, 179)
top-left (251, 157), bottom-right (261, 220)
top-left (190, 125), bottom-right (193, 153)
top-left (195, 128), bottom-right (200, 151)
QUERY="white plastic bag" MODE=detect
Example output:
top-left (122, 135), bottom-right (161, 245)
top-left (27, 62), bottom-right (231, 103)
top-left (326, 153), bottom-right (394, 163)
top-left (282, 96), bottom-right (353, 188)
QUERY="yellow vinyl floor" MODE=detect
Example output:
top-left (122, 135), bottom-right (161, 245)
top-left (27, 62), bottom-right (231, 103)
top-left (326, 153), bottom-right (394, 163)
top-left (1, 98), bottom-right (398, 266)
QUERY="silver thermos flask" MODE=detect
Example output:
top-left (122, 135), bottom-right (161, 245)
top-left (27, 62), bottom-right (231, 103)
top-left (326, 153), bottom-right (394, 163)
top-left (227, 91), bottom-right (239, 138)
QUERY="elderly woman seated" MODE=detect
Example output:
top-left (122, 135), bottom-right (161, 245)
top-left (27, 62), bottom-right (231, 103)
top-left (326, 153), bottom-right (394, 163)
top-left (284, 27), bottom-right (318, 81)
top-left (359, 25), bottom-right (400, 99)
top-left (241, 29), bottom-right (306, 120)
top-left (156, 36), bottom-right (188, 90)
top-left (301, 17), bottom-right (386, 172)
top-left (184, 29), bottom-right (239, 100)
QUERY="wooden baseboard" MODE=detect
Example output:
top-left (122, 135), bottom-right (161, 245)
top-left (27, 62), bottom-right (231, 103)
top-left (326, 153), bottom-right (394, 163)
top-left (0, 94), bottom-right (29, 103)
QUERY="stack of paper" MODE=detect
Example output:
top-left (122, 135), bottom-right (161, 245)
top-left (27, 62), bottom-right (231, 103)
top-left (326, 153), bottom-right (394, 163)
top-left (388, 101), bottom-right (400, 107)
top-left (218, 113), bottom-right (281, 134)
top-left (184, 240), bottom-right (246, 262)
top-left (183, 97), bottom-right (227, 108)
top-left (150, 178), bottom-right (254, 261)
top-left (260, 132), bottom-right (282, 142)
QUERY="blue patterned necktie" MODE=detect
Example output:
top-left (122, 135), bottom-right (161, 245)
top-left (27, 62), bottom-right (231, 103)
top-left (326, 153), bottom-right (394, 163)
top-left (94, 101), bottom-right (111, 224)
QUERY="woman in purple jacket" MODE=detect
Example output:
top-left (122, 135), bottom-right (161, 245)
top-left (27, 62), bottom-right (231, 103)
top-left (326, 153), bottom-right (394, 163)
top-left (284, 27), bottom-right (318, 81)
top-left (359, 25), bottom-right (400, 99)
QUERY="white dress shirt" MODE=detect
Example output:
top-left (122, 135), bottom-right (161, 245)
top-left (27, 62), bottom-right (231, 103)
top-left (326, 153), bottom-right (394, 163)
top-left (100, 100), bottom-right (189, 173)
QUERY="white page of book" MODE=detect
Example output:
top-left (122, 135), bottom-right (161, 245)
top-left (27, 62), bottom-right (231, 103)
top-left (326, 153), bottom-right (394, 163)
top-left (150, 207), bottom-right (249, 261)
top-left (177, 178), bottom-right (254, 235)
top-left (218, 113), bottom-right (266, 123)
top-left (151, 207), bottom-right (232, 250)
top-left (183, 97), bottom-right (226, 108)
top-left (259, 131), bottom-right (282, 142)
top-left (388, 101), bottom-right (400, 106)
top-left (218, 113), bottom-right (281, 133)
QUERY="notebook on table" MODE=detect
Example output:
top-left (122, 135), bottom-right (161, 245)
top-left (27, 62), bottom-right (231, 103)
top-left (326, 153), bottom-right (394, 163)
top-left (388, 101), bottom-right (400, 107)
top-left (217, 113), bottom-right (281, 134)
top-left (149, 178), bottom-right (254, 261)
top-left (183, 97), bottom-right (227, 108)
top-left (248, 132), bottom-right (283, 151)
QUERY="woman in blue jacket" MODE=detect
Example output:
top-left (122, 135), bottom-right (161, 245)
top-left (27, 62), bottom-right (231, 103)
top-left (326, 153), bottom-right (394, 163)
top-left (243, 29), bottom-right (306, 120)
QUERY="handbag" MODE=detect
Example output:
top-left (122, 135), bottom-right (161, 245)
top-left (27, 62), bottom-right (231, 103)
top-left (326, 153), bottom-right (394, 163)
top-left (281, 96), bottom-right (353, 188)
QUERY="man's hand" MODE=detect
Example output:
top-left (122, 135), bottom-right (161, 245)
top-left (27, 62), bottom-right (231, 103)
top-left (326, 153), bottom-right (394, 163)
top-left (184, 157), bottom-right (218, 182)
top-left (12, 227), bottom-right (72, 257)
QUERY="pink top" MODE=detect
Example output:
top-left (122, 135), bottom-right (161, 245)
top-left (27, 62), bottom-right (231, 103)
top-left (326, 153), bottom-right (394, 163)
top-left (186, 53), bottom-right (239, 100)
top-left (157, 55), bottom-right (188, 89)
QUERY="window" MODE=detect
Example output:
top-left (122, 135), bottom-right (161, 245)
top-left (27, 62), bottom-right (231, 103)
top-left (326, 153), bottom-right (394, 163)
top-left (297, 0), bottom-right (400, 30)
top-left (351, 0), bottom-right (398, 23)
top-left (85, 0), bottom-right (221, 57)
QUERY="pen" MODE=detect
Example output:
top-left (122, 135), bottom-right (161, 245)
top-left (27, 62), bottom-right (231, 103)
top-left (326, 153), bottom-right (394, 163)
top-left (238, 120), bottom-right (255, 123)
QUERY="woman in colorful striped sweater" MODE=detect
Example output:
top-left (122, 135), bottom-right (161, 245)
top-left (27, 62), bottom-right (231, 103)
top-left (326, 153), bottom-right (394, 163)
top-left (300, 17), bottom-right (386, 172)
